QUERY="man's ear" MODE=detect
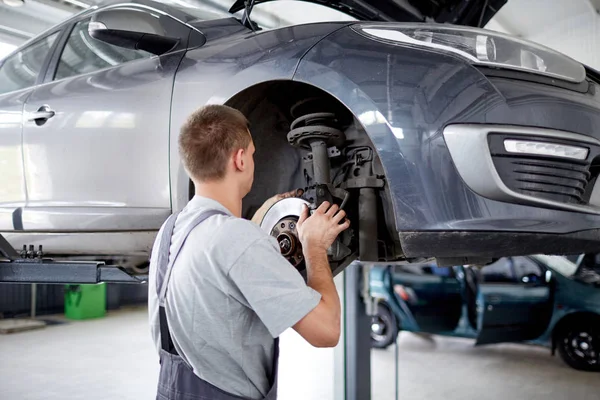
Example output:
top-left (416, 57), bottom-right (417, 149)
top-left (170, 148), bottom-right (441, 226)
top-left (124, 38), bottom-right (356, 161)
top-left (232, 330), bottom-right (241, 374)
top-left (233, 148), bottom-right (245, 172)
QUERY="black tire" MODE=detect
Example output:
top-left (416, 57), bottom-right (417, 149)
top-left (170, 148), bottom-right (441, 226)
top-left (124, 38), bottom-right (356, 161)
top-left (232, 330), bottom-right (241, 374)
top-left (557, 321), bottom-right (600, 372)
top-left (370, 304), bottom-right (399, 349)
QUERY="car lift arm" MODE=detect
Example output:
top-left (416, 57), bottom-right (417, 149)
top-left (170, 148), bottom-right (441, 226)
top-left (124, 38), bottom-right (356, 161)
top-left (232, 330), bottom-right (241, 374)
top-left (0, 234), bottom-right (146, 285)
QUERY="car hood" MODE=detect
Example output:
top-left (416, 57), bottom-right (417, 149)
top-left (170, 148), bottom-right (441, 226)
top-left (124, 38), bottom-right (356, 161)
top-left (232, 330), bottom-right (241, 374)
top-left (229, 0), bottom-right (507, 27)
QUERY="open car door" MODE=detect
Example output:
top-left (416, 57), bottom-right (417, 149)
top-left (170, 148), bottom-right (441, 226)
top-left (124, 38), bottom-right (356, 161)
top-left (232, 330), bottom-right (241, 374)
top-left (476, 257), bottom-right (554, 345)
top-left (392, 263), bottom-right (463, 333)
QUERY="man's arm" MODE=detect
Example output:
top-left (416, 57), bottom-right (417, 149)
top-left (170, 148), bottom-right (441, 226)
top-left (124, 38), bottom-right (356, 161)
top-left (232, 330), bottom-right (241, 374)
top-left (292, 202), bottom-right (349, 348)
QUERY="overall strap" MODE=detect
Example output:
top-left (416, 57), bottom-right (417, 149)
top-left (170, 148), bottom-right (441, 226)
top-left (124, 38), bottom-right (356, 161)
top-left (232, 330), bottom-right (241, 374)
top-left (156, 209), bottom-right (226, 354)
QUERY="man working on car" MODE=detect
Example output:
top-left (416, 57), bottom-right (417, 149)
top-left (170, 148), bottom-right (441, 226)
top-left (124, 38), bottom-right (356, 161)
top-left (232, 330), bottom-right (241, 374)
top-left (148, 104), bottom-right (349, 400)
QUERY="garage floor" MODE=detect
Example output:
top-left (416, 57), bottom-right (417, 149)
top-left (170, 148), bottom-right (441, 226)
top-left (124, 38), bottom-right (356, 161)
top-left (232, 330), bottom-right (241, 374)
top-left (1, 308), bottom-right (598, 400)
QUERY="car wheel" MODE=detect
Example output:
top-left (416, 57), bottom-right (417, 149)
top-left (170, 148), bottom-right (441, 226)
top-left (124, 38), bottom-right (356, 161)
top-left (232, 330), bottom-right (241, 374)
top-left (370, 304), bottom-right (398, 349)
top-left (557, 322), bottom-right (600, 372)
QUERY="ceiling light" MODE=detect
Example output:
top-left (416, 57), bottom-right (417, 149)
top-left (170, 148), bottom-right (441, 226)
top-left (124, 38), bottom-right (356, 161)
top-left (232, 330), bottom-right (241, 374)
top-left (2, 0), bottom-right (24, 7)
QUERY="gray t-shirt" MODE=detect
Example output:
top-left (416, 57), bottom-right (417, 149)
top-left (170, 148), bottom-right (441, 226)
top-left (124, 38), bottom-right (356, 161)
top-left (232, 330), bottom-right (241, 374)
top-left (148, 196), bottom-right (321, 399)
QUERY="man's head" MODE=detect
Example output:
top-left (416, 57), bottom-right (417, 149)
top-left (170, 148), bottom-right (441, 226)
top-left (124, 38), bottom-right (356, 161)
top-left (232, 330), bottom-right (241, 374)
top-left (179, 104), bottom-right (255, 196)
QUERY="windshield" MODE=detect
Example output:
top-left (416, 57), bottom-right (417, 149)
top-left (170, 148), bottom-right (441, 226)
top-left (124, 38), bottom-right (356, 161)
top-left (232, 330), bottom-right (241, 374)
top-left (530, 254), bottom-right (579, 277)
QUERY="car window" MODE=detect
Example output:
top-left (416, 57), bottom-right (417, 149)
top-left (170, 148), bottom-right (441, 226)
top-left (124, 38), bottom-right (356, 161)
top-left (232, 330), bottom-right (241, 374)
top-left (513, 257), bottom-right (544, 283)
top-left (54, 17), bottom-right (154, 81)
top-left (532, 254), bottom-right (579, 277)
top-left (0, 32), bottom-right (59, 95)
top-left (481, 258), bottom-right (517, 283)
top-left (393, 263), bottom-right (454, 277)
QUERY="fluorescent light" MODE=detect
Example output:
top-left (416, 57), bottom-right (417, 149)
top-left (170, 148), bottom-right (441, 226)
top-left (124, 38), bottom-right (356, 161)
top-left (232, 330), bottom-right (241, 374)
top-left (504, 139), bottom-right (589, 160)
top-left (2, 0), bottom-right (24, 7)
top-left (0, 42), bottom-right (17, 60)
top-left (61, 0), bottom-right (90, 8)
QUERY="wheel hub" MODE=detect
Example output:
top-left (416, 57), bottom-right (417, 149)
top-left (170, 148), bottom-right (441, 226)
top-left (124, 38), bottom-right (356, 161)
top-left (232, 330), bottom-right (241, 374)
top-left (567, 331), bottom-right (598, 364)
top-left (259, 197), bottom-right (310, 270)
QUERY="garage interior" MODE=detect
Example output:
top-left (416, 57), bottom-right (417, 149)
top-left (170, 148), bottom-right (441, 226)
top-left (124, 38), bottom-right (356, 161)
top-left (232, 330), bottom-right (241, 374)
top-left (1, 0), bottom-right (600, 399)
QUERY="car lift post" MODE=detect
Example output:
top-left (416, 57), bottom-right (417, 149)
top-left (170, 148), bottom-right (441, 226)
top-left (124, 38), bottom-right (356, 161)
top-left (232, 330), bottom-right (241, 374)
top-left (344, 187), bottom-right (377, 400)
top-left (0, 234), bottom-right (146, 285)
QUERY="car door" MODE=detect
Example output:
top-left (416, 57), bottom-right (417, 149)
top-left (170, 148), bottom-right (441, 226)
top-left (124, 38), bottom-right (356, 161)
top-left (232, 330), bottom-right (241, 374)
top-left (20, 6), bottom-right (193, 232)
top-left (391, 263), bottom-right (463, 333)
top-left (476, 257), bottom-right (553, 345)
top-left (0, 31), bottom-right (60, 231)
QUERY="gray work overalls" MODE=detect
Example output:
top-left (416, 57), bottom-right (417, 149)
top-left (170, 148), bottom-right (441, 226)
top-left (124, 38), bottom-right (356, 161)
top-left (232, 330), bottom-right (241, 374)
top-left (154, 210), bottom-right (280, 400)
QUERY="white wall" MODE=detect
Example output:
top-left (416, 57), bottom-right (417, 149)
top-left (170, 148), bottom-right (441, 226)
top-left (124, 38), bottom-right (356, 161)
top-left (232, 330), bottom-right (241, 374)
top-left (487, 0), bottom-right (600, 70)
top-left (527, 12), bottom-right (599, 70)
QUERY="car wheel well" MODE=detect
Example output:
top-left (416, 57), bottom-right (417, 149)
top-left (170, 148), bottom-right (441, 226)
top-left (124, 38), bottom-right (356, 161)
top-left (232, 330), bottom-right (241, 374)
top-left (223, 80), bottom-right (402, 262)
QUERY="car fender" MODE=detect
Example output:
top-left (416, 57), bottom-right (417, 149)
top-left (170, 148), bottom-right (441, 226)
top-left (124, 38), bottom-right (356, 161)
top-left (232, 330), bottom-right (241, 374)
top-left (293, 59), bottom-right (410, 233)
top-left (549, 310), bottom-right (600, 355)
top-left (169, 22), bottom-right (352, 213)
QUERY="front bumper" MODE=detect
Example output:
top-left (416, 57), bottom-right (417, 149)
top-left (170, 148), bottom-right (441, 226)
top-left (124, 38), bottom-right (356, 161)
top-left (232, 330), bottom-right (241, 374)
top-left (444, 124), bottom-right (600, 216)
top-left (296, 25), bottom-right (600, 259)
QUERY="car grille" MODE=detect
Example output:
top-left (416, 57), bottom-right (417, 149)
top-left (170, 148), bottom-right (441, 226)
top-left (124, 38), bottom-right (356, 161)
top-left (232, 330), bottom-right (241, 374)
top-left (492, 156), bottom-right (591, 203)
top-left (488, 134), bottom-right (600, 205)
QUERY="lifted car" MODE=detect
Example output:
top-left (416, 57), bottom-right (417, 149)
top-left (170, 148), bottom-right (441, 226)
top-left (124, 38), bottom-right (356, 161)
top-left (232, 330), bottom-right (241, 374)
top-left (2, 0), bottom-right (600, 278)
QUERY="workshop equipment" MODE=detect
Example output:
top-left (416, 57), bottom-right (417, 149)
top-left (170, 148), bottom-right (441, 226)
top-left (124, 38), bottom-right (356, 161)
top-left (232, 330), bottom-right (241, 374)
top-left (0, 234), bottom-right (146, 285)
top-left (64, 283), bottom-right (107, 320)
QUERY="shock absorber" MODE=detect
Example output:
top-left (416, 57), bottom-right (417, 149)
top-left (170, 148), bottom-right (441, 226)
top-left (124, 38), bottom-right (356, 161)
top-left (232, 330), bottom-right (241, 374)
top-left (287, 99), bottom-right (346, 188)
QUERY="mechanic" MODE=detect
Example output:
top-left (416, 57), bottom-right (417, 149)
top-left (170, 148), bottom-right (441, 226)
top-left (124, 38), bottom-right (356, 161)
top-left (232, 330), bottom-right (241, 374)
top-left (148, 104), bottom-right (350, 400)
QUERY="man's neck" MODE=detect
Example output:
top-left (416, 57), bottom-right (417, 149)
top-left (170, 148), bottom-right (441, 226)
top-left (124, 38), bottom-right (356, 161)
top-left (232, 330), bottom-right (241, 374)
top-left (194, 182), bottom-right (243, 218)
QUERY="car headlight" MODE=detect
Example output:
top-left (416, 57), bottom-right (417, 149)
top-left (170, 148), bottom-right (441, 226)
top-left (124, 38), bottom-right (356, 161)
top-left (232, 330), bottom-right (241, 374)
top-left (353, 23), bottom-right (586, 83)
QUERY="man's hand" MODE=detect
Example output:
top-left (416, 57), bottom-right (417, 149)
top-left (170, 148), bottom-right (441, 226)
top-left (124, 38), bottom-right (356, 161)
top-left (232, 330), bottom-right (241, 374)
top-left (251, 189), bottom-right (302, 225)
top-left (296, 201), bottom-right (350, 253)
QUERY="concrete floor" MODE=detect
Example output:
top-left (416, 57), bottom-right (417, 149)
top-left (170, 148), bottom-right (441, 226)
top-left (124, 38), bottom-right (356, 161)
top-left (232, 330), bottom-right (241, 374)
top-left (1, 307), bottom-right (598, 400)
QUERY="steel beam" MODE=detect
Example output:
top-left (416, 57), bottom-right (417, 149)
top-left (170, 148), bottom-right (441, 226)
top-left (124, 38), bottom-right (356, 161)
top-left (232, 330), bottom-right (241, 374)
top-left (344, 262), bottom-right (371, 400)
top-left (0, 261), bottom-right (147, 284)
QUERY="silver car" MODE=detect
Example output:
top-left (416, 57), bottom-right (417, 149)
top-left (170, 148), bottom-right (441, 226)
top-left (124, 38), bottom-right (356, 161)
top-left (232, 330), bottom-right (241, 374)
top-left (3, 0), bottom-right (600, 276)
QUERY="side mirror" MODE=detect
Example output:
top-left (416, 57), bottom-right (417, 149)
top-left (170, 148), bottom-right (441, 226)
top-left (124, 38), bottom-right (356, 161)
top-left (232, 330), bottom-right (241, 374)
top-left (88, 9), bottom-right (180, 56)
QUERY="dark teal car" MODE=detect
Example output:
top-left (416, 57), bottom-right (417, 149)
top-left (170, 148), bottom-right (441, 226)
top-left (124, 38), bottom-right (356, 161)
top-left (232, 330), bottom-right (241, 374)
top-left (369, 255), bottom-right (600, 371)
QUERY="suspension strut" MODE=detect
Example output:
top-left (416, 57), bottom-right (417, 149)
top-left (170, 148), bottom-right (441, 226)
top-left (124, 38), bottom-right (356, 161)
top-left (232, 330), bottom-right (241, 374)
top-left (287, 99), bottom-right (346, 189)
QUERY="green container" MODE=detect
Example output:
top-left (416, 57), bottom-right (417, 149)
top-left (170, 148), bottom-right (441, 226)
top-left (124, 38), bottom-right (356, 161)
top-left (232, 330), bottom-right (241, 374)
top-left (64, 283), bottom-right (106, 320)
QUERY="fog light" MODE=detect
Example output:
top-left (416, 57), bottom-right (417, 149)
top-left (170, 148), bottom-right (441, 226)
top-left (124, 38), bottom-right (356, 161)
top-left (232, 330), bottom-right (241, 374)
top-left (504, 139), bottom-right (588, 160)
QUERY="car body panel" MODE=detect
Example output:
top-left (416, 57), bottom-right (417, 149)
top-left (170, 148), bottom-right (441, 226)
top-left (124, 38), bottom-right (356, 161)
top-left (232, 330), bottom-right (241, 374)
top-left (533, 266), bottom-right (600, 344)
top-left (476, 284), bottom-right (552, 345)
top-left (0, 88), bottom-right (31, 231)
top-left (295, 26), bottom-right (600, 234)
top-left (18, 6), bottom-right (192, 232)
top-left (293, 24), bottom-right (600, 259)
top-left (388, 264), bottom-right (463, 333)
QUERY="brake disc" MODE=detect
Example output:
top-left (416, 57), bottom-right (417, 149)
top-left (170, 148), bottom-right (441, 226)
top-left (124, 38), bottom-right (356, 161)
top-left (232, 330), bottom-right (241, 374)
top-left (260, 197), bottom-right (310, 270)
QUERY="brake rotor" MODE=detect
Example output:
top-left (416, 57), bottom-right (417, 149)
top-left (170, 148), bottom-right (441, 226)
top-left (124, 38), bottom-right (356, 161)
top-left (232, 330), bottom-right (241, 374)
top-left (260, 197), bottom-right (310, 270)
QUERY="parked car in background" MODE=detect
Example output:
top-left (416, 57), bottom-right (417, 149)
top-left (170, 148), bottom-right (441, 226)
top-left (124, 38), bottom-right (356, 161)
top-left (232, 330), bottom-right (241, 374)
top-left (5, 0), bottom-right (600, 278)
top-left (369, 255), bottom-right (600, 371)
